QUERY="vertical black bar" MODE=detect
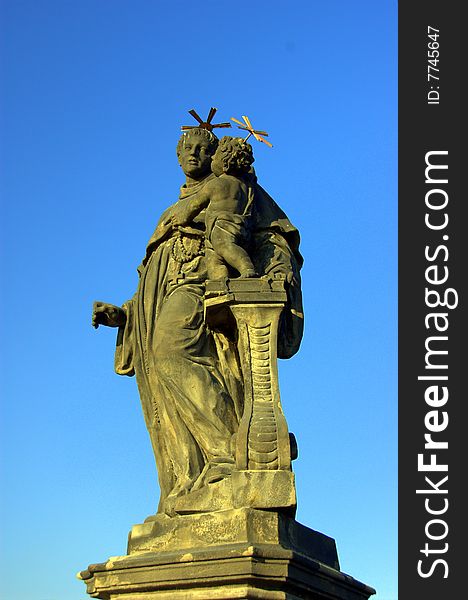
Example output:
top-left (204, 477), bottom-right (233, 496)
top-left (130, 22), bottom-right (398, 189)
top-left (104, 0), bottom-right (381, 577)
top-left (399, 2), bottom-right (465, 599)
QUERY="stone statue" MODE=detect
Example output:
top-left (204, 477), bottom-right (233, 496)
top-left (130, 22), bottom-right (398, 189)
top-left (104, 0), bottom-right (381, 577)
top-left (92, 125), bottom-right (303, 515)
top-left (81, 113), bottom-right (376, 600)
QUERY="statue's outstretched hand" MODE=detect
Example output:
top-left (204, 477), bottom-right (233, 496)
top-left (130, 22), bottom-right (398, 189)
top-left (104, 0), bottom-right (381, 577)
top-left (92, 301), bottom-right (127, 329)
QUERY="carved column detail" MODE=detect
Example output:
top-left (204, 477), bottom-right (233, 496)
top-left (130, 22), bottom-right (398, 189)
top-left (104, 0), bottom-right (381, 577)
top-left (205, 277), bottom-right (292, 473)
top-left (248, 322), bottom-right (278, 468)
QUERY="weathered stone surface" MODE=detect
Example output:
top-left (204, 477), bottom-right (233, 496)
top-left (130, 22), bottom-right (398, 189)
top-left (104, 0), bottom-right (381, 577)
top-left (146, 469), bottom-right (296, 518)
top-left (80, 540), bottom-right (374, 600)
top-left (127, 508), bottom-right (334, 563)
top-left (80, 509), bottom-right (375, 600)
top-left (232, 471), bottom-right (296, 513)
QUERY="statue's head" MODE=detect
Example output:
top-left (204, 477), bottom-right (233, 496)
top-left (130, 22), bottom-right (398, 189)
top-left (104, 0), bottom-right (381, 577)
top-left (176, 128), bottom-right (219, 180)
top-left (211, 136), bottom-right (254, 177)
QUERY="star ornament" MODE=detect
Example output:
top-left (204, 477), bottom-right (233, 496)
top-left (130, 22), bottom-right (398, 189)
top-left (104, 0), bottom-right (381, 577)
top-left (181, 107), bottom-right (232, 132)
top-left (231, 115), bottom-right (273, 147)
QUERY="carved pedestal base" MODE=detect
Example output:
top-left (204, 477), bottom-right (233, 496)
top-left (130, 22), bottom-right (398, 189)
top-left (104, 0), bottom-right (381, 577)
top-left (79, 509), bottom-right (375, 600)
top-left (81, 278), bottom-right (375, 599)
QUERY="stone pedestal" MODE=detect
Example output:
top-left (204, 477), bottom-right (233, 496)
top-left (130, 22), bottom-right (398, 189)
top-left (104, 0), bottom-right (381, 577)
top-left (81, 279), bottom-right (375, 599)
top-left (79, 508), bottom-right (375, 600)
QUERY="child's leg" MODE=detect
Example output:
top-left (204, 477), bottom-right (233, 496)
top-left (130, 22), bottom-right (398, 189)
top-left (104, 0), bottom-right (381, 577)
top-left (210, 222), bottom-right (256, 277)
top-left (205, 247), bottom-right (229, 280)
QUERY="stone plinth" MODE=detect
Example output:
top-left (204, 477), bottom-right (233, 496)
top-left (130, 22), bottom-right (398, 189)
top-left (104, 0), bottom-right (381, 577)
top-left (127, 508), bottom-right (337, 560)
top-left (79, 508), bottom-right (375, 600)
top-left (166, 470), bottom-right (296, 517)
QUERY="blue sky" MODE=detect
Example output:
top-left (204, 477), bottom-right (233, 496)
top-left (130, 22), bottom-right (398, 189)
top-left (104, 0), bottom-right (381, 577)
top-left (0, 1), bottom-right (397, 599)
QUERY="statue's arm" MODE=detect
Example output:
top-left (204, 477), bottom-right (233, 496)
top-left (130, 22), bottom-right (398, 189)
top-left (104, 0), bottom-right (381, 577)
top-left (169, 188), bottom-right (211, 227)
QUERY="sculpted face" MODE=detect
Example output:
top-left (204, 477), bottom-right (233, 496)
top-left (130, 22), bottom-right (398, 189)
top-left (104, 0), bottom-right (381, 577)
top-left (177, 135), bottom-right (214, 180)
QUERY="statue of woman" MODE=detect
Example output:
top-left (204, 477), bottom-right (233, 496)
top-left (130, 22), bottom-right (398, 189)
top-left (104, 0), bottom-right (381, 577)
top-left (92, 127), bottom-right (303, 515)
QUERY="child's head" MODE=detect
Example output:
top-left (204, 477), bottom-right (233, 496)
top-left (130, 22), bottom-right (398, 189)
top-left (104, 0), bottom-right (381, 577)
top-left (211, 136), bottom-right (254, 176)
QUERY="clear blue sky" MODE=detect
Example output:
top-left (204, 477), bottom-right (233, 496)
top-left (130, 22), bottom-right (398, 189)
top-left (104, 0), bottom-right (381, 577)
top-left (0, 1), bottom-right (397, 599)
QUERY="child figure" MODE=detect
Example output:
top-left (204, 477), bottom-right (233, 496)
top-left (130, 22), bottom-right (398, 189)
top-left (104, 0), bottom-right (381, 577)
top-left (171, 136), bottom-right (257, 279)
